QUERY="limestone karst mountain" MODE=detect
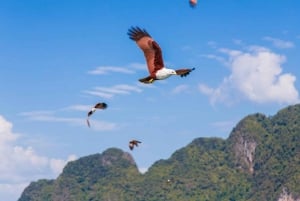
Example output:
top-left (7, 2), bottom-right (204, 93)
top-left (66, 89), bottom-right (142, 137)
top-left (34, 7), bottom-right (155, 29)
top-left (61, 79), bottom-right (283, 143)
top-left (19, 104), bottom-right (300, 201)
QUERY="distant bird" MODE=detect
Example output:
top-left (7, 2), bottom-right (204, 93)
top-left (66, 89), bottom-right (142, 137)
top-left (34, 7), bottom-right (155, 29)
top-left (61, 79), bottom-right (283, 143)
top-left (86, 102), bottom-right (108, 127)
top-left (129, 140), bottom-right (141, 150)
top-left (189, 0), bottom-right (197, 7)
top-left (128, 26), bottom-right (195, 84)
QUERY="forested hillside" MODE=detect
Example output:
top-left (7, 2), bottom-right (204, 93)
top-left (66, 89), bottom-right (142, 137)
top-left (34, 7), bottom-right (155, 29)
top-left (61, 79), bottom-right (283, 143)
top-left (19, 104), bottom-right (300, 201)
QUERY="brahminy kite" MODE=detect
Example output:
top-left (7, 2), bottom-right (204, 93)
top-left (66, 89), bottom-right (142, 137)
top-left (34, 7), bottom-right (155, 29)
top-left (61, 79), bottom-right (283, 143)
top-left (129, 140), bottom-right (141, 150)
top-left (128, 26), bottom-right (195, 84)
top-left (87, 102), bottom-right (108, 127)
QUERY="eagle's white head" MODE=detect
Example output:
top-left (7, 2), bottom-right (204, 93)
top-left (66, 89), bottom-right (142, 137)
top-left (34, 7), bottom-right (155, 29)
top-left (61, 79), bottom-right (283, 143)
top-left (167, 69), bottom-right (177, 75)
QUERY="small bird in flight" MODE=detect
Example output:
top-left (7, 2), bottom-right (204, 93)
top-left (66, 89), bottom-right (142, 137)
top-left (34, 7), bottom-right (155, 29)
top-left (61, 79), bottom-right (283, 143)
top-left (128, 26), bottom-right (195, 84)
top-left (129, 140), bottom-right (141, 150)
top-left (87, 102), bottom-right (108, 127)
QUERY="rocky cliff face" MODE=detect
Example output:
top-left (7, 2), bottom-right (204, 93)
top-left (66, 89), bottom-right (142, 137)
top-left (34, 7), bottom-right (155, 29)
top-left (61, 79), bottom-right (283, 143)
top-left (227, 113), bottom-right (268, 174)
top-left (278, 188), bottom-right (300, 201)
top-left (233, 134), bottom-right (257, 173)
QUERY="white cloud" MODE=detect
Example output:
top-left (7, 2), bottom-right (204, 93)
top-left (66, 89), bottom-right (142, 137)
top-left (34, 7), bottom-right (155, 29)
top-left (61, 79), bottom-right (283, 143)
top-left (200, 54), bottom-right (228, 66)
top-left (232, 39), bottom-right (243, 45)
top-left (128, 62), bottom-right (147, 70)
top-left (263, 36), bottom-right (294, 49)
top-left (87, 119), bottom-right (118, 131)
top-left (88, 66), bottom-right (135, 75)
top-left (21, 112), bottom-right (83, 124)
top-left (87, 63), bottom-right (147, 75)
top-left (19, 111), bottom-right (117, 131)
top-left (199, 46), bottom-right (299, 105)
top-left (83, 90), bottom-right (114, 99)
top-left (18, 110), bottom-right (54, 118)
top-left (172, 84), bottom-right (189, 94)
top-left (181, 45), bottom-right (194, 52)
top-left (0, 183), bottom-right (29, 201)
top-left (207, 41), bottom-right (218, 48)
top-left (63, 104), bottom-right (91, 112)
top-left (0, 118), bottom-right (18, 144)
top-left (199, 84), bottom-right (214, 95)
top-left (50, 155), bottom-right (77, 175)
top-left (84, 84), bottom-right (142, 99)
top-left (0, 115), bottom-right (77, 201)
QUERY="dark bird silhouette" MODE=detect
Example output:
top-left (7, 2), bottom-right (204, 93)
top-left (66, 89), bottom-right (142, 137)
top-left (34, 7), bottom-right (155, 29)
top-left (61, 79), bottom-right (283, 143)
top-left (128, 26), bottom-right (195, 84)
top-left (129, 140), bottom-right (141, 150)
top-left (87, 102), bottom-right (108, 127)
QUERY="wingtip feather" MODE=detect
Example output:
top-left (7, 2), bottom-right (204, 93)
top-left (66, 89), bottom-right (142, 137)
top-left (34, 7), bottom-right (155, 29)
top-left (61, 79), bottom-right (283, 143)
top-left (127, 26), bottom-right (151, 41)
top-left (102, 102), bottom-right (108, 109)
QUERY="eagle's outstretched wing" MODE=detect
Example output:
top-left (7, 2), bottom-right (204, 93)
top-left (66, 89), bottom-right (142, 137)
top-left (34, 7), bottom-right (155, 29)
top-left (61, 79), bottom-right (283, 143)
top-left (94, 102), bottom-right (107, 109)
top-left (128, 26), bottom-right (164, 76)
top-left (175, 68), bottom-right (195, 77)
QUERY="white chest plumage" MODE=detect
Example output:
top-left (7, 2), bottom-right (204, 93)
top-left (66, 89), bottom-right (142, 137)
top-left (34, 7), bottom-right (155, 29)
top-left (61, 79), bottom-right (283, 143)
top-left (155, 68), bottom-right (176, 80)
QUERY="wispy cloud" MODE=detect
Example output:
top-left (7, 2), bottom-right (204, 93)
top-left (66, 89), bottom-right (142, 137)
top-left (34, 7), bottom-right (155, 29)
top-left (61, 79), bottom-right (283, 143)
top-left (19, 110), bottom-right (117, 131)
top-left (63, 104), bottom-right (91, 112)
top-left (87, 63), bottom-right (147, 75)
top-left (263, 36), bottom-right (294, 49)
top-left (181, 45), bottom-right (192, 51)
top-left (84, 84), bottom-right (142, 99)
top-left (207, 41), bottom-right (218, 48)
top-left (200, 54), bottom-right (228, 66)
top-left (128, 62), bottom-right (147, 71)
top-left (88, 66), bottom-right (135, 75)
top-left (83, 90), bottom-right (114, 99)
top-left (86, 119), bottom-right (117, 131)
top-left (199, 45), bottom-right (299, 105)
top-left (23, 114), bottom-right (85, 125)
top-left (0, 115), bottom-right (76, 201)
top-left (232, 39), bottom-right (244, 46)
top-left (18, 110), bottom-right (55, 117)
top-left (171, 84), bottom-right (189, 94)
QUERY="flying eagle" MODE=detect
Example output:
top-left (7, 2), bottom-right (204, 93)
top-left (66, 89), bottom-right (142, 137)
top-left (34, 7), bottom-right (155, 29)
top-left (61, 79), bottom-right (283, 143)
top-left (86, 102), bottom-right (108, 127)
top-left (189, 0), bottom-right (197, 7)
top-left (128, 26), bottom-right (195, 84)
top-left (129, 140), bottom-right (141, 150)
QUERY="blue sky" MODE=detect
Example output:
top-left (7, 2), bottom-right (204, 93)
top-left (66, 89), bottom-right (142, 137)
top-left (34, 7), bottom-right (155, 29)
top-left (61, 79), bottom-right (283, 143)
top-left (1, 0), bottom-right (300, 200)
